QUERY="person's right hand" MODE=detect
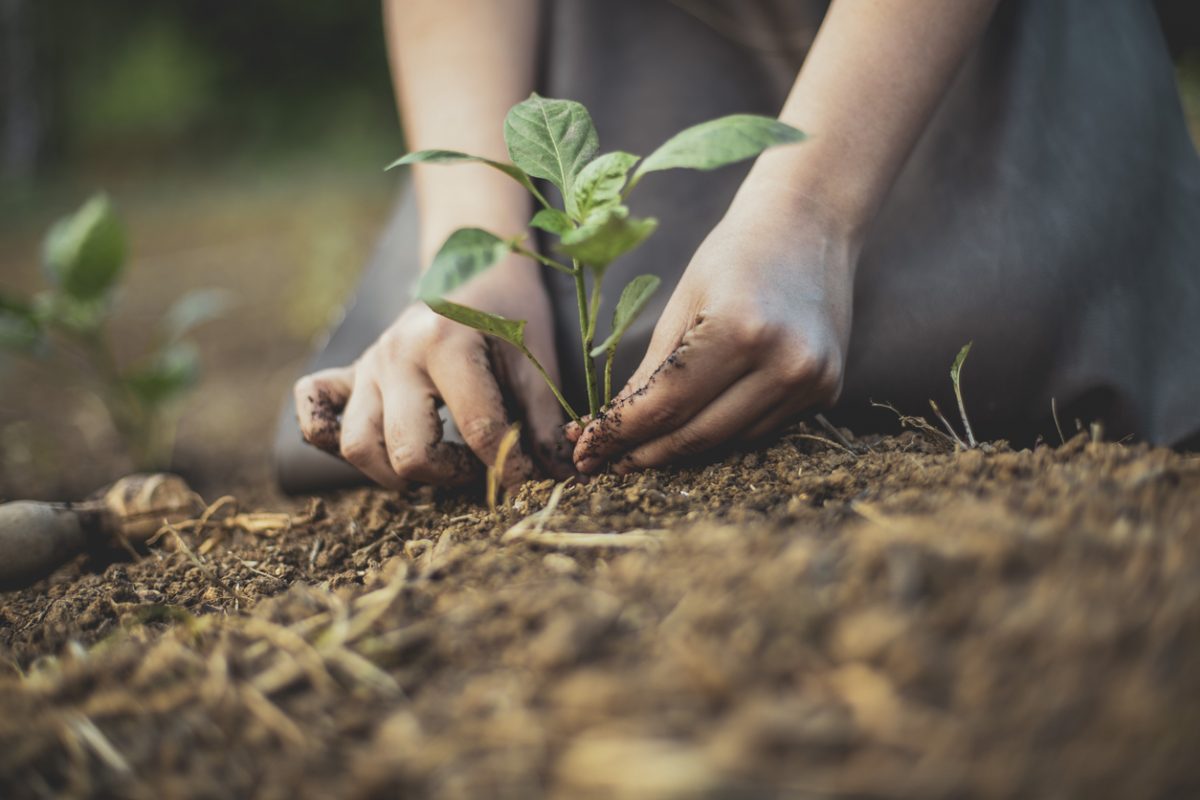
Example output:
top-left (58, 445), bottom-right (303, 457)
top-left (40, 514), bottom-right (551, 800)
top-left (293, 258), bottom-right (567, 490)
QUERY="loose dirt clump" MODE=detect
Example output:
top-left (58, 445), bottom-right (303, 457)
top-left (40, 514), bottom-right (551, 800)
top-left (1, 426), bottom-right (1199, 799)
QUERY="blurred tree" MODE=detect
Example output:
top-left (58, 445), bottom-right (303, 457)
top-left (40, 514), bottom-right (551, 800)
top-left (1, 0), bottom-right (41, 182)
top-left (7, 0), bottom-right (396, 178)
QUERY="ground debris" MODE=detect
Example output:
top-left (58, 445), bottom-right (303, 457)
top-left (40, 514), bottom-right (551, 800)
top-left (2, 426), bottom-right (1200, 798)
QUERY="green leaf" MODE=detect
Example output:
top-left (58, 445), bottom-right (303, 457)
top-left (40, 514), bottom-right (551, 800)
top-left (162, 288), bottom-right (233, 342)
top-left (34, 290), bottom-right (108, 333)
top-left (124, 340), bottom-right (200, 407)
top-left (504, 94), bottom-right (598, 197)
top-left (558, 206), bottom-right (658, 271)
top-left (568, 151), bottom-right (639, 220)
top-left (632, 115), bottom-right (805, 186)
top-left (0, 293), bottom-right (42, 352)
top-left (425, 298), bottom-right (527, 350)
top-left (386, 149), bottom-right (547, 204)
top-left (42, 194), bottom-right (127, 300)
top-left (417, 228), bottom-right (512, 301)
top-left (529, 208), bottom-right (573, 237)
top-left (950, 341), bottom-right (972, 387)
top-left (591, 275), bottom-right (661, 356)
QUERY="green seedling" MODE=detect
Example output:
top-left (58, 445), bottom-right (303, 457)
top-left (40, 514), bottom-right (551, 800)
top-left (388, 94), bottom-right (806, 422)
top-left (949, 341), bottom-right (976, 448)
top-left (0, 194), bottom-right (228, 468)
top-left (926, 342), bottom-right (976, 450)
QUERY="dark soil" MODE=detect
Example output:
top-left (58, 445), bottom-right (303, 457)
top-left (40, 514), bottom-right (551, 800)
top-left (2, 425), bottom-right (1199, 799)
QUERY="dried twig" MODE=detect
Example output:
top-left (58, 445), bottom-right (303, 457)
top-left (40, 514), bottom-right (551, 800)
top-left (1051, 397), bottom-right (1066, 446)
top-left (815, 413), bottom-right (871, 454)
top-left (870, 401), bottom-right (958, 450)
top-left (506, 529), bottom-right (666, 550)
top-left (502, 478), bottom-right (574, 542)
top-left (792, 434), bottom-right (858, 459)
top-left (928, 400), bottom-right (967, 450)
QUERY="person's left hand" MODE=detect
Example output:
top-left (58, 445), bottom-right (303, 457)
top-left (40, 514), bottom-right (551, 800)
top-left (567, 194), bottom-right (859, 474)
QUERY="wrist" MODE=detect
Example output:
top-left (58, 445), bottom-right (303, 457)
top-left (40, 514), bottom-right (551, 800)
top-left (736, 146), bottom-right (878, 249)
top-left (415, 165), bottom-right (532, 267)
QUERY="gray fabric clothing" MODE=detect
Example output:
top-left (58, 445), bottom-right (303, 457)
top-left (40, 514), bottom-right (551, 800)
top-left (274, 0), bottom-right (1200, 493)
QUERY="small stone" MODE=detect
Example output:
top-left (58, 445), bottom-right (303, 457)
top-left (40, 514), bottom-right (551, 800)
top-left (543, 553), bottom-right (581, 577)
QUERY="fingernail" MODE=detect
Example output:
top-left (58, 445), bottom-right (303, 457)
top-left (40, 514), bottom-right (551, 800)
top-left (575, 456), bottom-right (600, 474)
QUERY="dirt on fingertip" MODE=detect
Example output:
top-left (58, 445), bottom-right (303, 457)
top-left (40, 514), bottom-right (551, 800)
top-left (2, 424), bottom-right (1200, 799)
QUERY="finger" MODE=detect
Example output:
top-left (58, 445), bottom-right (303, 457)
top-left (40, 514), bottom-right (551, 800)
top-left (612, 375), bottom-right (788, 474)
top-left (339, 370), bottom-right (406, 490)
top-left (564, 416), bottom-right (591, 444)
top-left (294, 366), bottom-right (355, 454)
top-left (610, 297), bottom-right (693, 410)
top-left (426, 338), bottom-right (534, 484)
top-left (484, 335), bottom-right (571, 477)
top-left (573, 323), bottom-right (751, 471)
top-left (513, 367), bottom-right (573, 479)
top-left (378, 362), bottom-right (479, 486)
top-left (740, 405), bottom-right (800, 443)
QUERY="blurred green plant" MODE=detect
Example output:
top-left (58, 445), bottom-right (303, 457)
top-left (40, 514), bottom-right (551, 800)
top-left (71, 19), bottom-right (219, 144)
top-left (0, 194), bottom-right (228, 469)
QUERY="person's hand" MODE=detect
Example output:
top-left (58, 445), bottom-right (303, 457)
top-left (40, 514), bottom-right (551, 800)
top-left (568, 194), bottom-right (859, 474)
top-left (294, 258), bottom-right (568, 489)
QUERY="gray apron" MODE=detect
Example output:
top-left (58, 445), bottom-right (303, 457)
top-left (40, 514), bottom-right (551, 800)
top-left (274, 0), bottom-right (1200, 493)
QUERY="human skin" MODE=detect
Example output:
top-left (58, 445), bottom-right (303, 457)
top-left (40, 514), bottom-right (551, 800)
top-left (295, 0), bottom-right (1000, 486)
top-left (294, 0), bottom-right (561, 488)
top-left (568, 0), bottom-right (1001, 473)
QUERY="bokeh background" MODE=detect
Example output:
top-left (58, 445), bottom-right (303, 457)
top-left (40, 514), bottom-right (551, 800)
top-left (1, 0), bottom-right (1199, 501)
top-left (0, 0), bottom-right (402, 500)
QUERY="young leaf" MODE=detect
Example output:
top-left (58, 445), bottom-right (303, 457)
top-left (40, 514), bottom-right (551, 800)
top-left (123, 340), bottom-right (200, 407)
top-left (42, 194), bottom-right (127, 300)
top-left (558, 206), bottom-right (658, 271)
top-left (417, 228), bottom-right (512, 301)
top-left (0, 294), bottom-right (42, 352)
top-left (162, 288), bottom-right (233, 343)
top-left (590, 275), bottom-right (661, 356)
top-left (34, 290), bottom-right (108, 334)
top-left (425, 298), bottom-right (527, 350)
top-left (950, 341), bottom-right (972, 386)
top-left (631, 115), bottom-right (805, 186)
top-left (387, 149), bottom-right (548, 206)
top-left (950, 341), bottom-right (977, 448)
top-left (530, 208), bottom-right (573, 236)
top-left (504, 94), bottom-right (598, 197)
top-left (568, 151), bottom-right (639, 220)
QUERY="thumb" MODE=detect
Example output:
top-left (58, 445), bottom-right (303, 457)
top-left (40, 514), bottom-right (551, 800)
top-left (607, 296), bottom-right (694, 410)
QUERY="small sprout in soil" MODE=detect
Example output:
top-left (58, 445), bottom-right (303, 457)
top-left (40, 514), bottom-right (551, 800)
top-left (388, 95), bottom-right (806, 421)
top-left (924, 342), bottom-right (976, 450)
top-left (950, 341), bottom-right (977, 448)
top-left (0, 195), bottom-right (229, 468)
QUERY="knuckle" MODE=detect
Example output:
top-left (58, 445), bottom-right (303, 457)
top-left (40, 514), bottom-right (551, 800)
top-left (666, 426), bottom-right (711, 457)
top-left (459, 416), bottom-right (507, 456)
top-left (377, 329), bottom-right (408, 360)
top-left (292, 376), bottom-right (315, 403)
top-left (387, 442), bottom-right (424, 479)
top-left (779, 348), bottom-right (843, 396)
top-left (728, 317), bottom-right (776, 349)
top-left (339, 436), bottom-right (374, 466)
top-left (647, 403), bottom-right (683, 430)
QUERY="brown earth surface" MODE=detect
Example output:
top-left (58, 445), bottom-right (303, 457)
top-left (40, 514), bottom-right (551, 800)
top-left (2, 425), bottom-right (1199, 799)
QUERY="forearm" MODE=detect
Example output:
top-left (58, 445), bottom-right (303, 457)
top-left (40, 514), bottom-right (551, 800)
top-left (740, 0), bottom-right (999, 242)
top-left (384, 0), bottom-right (540, 266)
